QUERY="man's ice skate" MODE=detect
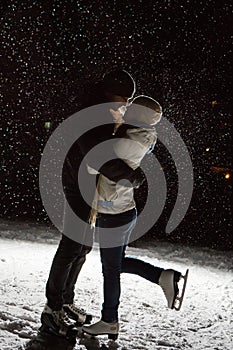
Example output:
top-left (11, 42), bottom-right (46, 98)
top-left (159, 269), bottom-right (189, 311)
top-left (39, 305), bottom-right (78, 342)
top-left (82, 320), bottom-right (119, 340)
top-left (63, 303), bottom-right (92, 326)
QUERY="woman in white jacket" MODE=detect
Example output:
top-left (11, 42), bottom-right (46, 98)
top-left (83, 96), bottom-right (185, 340)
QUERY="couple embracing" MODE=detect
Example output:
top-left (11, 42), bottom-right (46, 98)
top-left (40, 69), bottom-right (188, 342)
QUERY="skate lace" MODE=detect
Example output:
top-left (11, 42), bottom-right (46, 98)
top-left (54, 310), bottom-right (73, 325)
top-left (69, 304), bottom-right (86, 316)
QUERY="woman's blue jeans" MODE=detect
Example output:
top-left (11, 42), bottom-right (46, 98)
top-left (96, 208), bottom-right (163, 322)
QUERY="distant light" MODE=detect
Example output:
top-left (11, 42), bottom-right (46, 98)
top-left (206, 147), bottom-right (210, 152)
top-left (225, 173), bottom-right (230, 179)
top-left (211, 100), bottom-right (217, 107)
top-left (44, 122), bottom-right (51, 129)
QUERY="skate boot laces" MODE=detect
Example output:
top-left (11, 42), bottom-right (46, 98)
top-left (69, 304), bottom-right (87, 316)
top-left (65, 304), bottom-right (86, 316)
top-left (63, 303), bottom-right (90, 325)
top-left (53, 309), bottom-right (74, 327)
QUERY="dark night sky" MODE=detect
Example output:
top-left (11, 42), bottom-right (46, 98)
top-left (0, 0), bottom-right (232, 249)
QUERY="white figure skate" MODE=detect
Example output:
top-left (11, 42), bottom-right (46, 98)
top-left (159, 269), bottom-right (189, 311)
top-left (82, 320), bottom-right (119, 340)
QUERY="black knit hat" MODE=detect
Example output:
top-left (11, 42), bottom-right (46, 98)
top-left (101, 69), bottom-right (136, 97)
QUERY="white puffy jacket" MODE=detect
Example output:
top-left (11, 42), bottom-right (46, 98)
top-left (94, 125), bottom-right (157, 214)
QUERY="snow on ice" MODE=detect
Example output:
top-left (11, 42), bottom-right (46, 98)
top-left (0, 220), bottom-right (232, 350)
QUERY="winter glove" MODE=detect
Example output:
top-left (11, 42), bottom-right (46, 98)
top-left (99, 159), bottom-right (145, 188)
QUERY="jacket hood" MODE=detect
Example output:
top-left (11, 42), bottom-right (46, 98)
top-left (124, 103), bottom-right (161, 126)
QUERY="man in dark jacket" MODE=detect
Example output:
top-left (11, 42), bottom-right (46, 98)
top-left (40, 70), bottom-right (145, 340)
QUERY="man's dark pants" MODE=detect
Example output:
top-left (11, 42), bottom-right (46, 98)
top-left (46, 194), bottom-right (92, 311)
top-left (46, 235), bottom-right (92, 310)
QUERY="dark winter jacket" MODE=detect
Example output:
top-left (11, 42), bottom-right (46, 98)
top-left (62, 106), bottom-right (145, 222)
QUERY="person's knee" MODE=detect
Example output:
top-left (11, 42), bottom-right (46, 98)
top-left (102, 263), bottom-right (121, 276)
top-left (58, 235), bottom-right (85, 257)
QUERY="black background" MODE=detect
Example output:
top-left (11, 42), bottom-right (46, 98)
top-left (0, 0), bottom-right (232, 249)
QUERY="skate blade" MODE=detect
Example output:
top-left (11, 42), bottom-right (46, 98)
top-left (82, 330), bottom-right (118, 341)
top-left (173, 269), bottom-right (189, 311)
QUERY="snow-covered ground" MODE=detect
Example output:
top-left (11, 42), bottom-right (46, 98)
top-left (0, 219), bottom-right (232, 350)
